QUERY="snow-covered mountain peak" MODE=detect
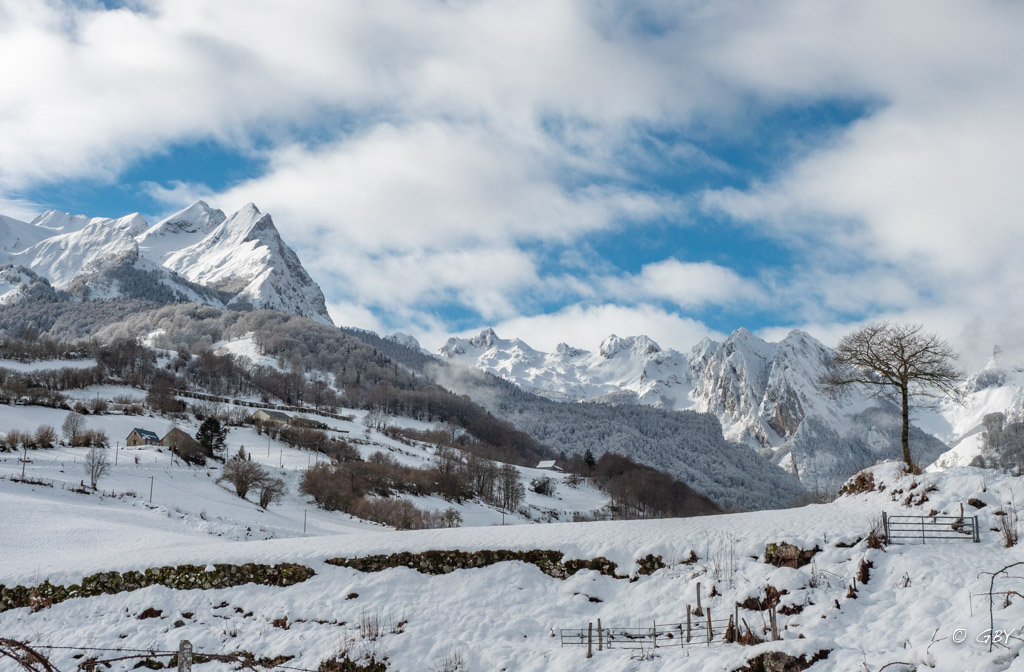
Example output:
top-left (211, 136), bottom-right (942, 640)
top-left (29, 209), bottom-right (92, 234)
top-left (598, 334), bottom-right (661, 360)
top-left (157, 203), bottom-right (331, 324)
top-left (13, 221), bottom-right (139, 288)
top-left (469, 327), bottom-right (500, 349)
top-left (142, 201), bottom-right (225, 238)
top-left (964, 349), bottom-right (1023, 394)
top-left (108, 213), bottom-right (150, 236)
top-left (27, 209), bottom-right (149, 238)
top-left (553, 342), bottom-right (587, 358)
top-left (386, 332), bottom-right (424, 352)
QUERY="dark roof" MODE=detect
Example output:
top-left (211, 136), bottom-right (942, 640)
top-left (131, 428), bottom-right (160, 442)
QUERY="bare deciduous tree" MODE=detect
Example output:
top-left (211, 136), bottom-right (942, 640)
top-left (496, 463), bottom-right (524, 513)
top-left (61, 411), bottom-right (85, 445)
top-left (84, 446), bottom-right (110, 489)
top-left (820, 322), bottom-right (962, 467)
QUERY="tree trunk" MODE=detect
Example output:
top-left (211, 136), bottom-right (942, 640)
top-left (900, 382), bottom-right (911, 467)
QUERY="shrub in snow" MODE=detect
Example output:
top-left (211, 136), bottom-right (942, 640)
top-left (530, 476), bottom-right (557, 497)
top-left (218, 452), bottom-right (271, 500)
top-left (34, 425), bottom-right (56, 449)
top-left (258, 477), bottom-right (287, 509)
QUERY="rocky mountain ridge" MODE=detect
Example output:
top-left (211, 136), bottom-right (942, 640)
top-left (0, 201), bottom-right (331, 324)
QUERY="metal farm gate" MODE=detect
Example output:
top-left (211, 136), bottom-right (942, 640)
top-left (883, 511), bottom-right (980, 544)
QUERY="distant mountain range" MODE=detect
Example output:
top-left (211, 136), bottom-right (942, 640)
top-left (0, 201), bottom-right (331, 324)
top-left (436, 327), bottom-right (1018, 490)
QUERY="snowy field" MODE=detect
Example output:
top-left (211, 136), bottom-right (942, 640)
top-left (3, 454), bottom-right (1024, 671)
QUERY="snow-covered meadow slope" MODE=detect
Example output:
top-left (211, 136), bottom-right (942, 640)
top-left (3, 458), bottom-right (1023, 671)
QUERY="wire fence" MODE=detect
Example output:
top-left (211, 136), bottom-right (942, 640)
top-left (560, 616), bottom-right (735, 650)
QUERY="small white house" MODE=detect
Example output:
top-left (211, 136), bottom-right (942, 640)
top-left (536, 460), bottom-right (563, 472)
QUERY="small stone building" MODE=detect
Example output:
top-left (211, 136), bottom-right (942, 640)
top-left (160, 427), bottom-right (202, 453)
top-left (126, 428), bottom-right (160, 447)
top-left (161, 426), bottom-right (206, 463)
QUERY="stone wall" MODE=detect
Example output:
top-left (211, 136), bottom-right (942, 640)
top-left (0, 562), bottom-right (315, 613)
top-left (326, 549), bottom-right (667, 579)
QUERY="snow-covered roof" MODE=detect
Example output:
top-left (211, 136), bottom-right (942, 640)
top-left (536, 460), bottom-right (561, 470)
top-left (253, 409), bottom-right (291, 421)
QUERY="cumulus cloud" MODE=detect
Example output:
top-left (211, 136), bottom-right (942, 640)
top-left (603, 258), bottom-right (766, 309)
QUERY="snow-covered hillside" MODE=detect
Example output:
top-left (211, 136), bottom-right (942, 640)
top-left (926, 350), bottom-right (1024, 470)
top-left (0, 201), bottom-right (332, 324)
top-left (0, 382), bottom-right (609, 538)
top-left (3, 456), bottom-right (1023, 671)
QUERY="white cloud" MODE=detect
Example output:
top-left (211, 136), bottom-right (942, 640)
top-left (211, 122), bottom-right (672, 255)
top-left (604, 258), bottom-right (765, 309)
top-left (313, 245), bottom-right (540, 322)
top-left (325, 300), bottom-right (385, 334)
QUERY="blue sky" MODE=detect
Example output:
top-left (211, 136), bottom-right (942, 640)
top-left (1, 1), bottom-right (1023, 364)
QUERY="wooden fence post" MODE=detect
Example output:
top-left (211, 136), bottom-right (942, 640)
top-left (686, 605), bottom-right (691, 643)
top-left (706, 608), bottom-right (712, 645)
top-left (770, 606), bottom-right (779, 640)
top-left (973, 516), bottom-right (981, 543)
top-left (882, 511), bottom-right (889, 544)
top-left (598, 618), bottom-right (603, 652)
top-left (695, 582), bottom-right (703, 616)
top-left (587, 622), bottom-right (593, 659)
top-left (178, 640), bottom-right (192, 672)
top-left (653, 620), bottom-right (657, 649)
